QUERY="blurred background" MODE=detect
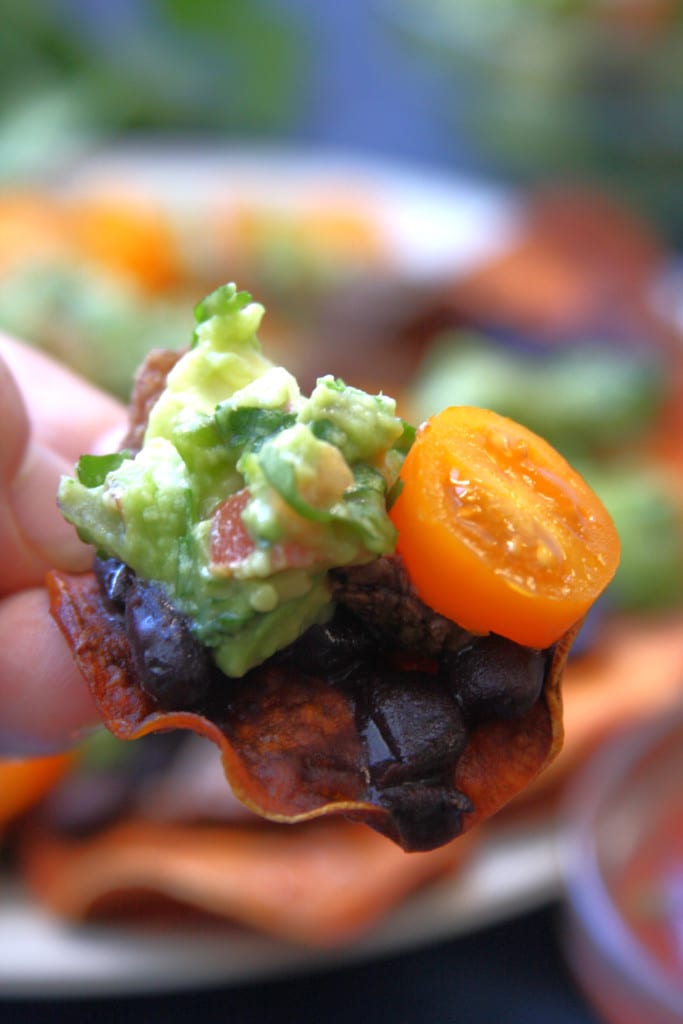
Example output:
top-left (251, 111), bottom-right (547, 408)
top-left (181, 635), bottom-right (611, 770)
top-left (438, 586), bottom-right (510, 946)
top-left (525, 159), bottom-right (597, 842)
top-left (1, 2), bottom-right (683, 1023)
top-left (3, 0), bottom-right (683, 229)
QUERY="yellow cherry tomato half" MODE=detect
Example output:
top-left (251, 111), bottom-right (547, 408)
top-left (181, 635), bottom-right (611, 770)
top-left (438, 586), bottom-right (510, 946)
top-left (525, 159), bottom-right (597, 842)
top-left (390, 406), bottom-right (620, 649)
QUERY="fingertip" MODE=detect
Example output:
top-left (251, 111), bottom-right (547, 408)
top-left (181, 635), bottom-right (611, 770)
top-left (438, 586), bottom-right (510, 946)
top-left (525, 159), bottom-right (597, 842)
top-left (9, 441), bottom-right (93, 574)
top-left (0, 334), bottom-right (126, 464)
top-left (0, 588), bottom-right (99, 756)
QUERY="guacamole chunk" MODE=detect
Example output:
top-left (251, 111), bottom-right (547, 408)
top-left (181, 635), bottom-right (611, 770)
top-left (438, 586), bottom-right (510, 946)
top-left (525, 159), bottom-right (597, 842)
top-left (58, 283), bottom-right (406, 677)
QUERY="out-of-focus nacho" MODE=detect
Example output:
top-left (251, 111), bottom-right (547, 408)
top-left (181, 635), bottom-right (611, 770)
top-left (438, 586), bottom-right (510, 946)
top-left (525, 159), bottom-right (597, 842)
top-left (20, 816), bottom-right (475, 946)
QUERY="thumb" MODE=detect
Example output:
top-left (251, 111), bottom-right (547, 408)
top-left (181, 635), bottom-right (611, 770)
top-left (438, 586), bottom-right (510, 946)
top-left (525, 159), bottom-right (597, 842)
top-left (0, 357), bottom-right (92, 595)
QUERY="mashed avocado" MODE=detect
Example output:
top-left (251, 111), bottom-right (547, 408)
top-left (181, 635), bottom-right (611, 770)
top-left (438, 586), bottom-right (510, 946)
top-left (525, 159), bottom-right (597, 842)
top-left (58, 284), bottom-right (407, 677)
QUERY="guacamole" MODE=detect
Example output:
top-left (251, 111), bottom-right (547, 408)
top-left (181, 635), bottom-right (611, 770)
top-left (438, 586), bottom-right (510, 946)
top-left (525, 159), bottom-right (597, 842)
top-left (58, 284), bottom-right (406, 677)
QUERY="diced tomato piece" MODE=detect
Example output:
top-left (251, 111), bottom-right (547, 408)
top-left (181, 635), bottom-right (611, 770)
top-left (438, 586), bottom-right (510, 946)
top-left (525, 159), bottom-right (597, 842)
top-left (211, 490), bottom-right (326, 574)
top-left (210, 489), bottom-right (255, 569)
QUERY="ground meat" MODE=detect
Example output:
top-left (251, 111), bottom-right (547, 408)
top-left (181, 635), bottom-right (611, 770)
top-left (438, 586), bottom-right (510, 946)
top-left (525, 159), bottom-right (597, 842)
top-left (331, 555), bottom-right (472, 658)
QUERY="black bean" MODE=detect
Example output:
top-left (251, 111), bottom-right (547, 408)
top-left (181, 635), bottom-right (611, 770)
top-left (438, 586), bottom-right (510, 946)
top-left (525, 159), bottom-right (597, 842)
top-left (367, 670), bottom-right (468, 787)
top-left (444, 634), bottom-right (548, 722)
top-left (279, 608), bottom-right (379, 684)
top-left (363, 716), bottom-right (396, 783)
top-left (93, 557), bottom-right (134, 609)
top-left (332, 556), bottom-right (471, 657)
top-left (125, 579), bottom-right (214, 710)
top-left (379, 781), bottom-right (473, 852)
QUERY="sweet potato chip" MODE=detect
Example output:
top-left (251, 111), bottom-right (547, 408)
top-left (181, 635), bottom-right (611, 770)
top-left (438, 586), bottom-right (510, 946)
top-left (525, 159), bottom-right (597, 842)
top-left (543, 612), bottom-right (683, 793)
top-left (47, 570), bottom-right (573, 852)
top-left (492, 613), bottom-right (683, 822)
top-left (21, 815), bottom-right (474, 946)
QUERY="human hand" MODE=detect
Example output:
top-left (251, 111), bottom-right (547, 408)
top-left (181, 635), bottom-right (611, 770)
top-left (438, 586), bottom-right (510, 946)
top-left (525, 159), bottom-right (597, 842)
top-left (0, 335), bottom-right (126, 755)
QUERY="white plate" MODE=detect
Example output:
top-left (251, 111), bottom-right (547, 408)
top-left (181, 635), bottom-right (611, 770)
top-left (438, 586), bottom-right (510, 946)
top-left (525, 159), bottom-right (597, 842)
top-left (1, 145), bottom-right (552, 998)
top-left (59, 140), bottom-right (523, 283)
top-left (0, 817), bottom-right (563, 998)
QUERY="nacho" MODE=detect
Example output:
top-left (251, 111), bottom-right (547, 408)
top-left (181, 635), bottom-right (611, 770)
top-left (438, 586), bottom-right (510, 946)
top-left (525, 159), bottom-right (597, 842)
top-left (50, 284), bottom-right (619, 851)
top-left (21, 815), bottom-right (475, 945)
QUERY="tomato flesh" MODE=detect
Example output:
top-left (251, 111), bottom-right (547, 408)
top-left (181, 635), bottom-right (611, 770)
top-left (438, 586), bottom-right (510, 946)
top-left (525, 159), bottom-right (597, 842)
top-left (210, 489), bottom-right (255, 569)
top-left (210, 489), bottom-right (325, 574)
top-left (390, 407), bottom-right (620, 649)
